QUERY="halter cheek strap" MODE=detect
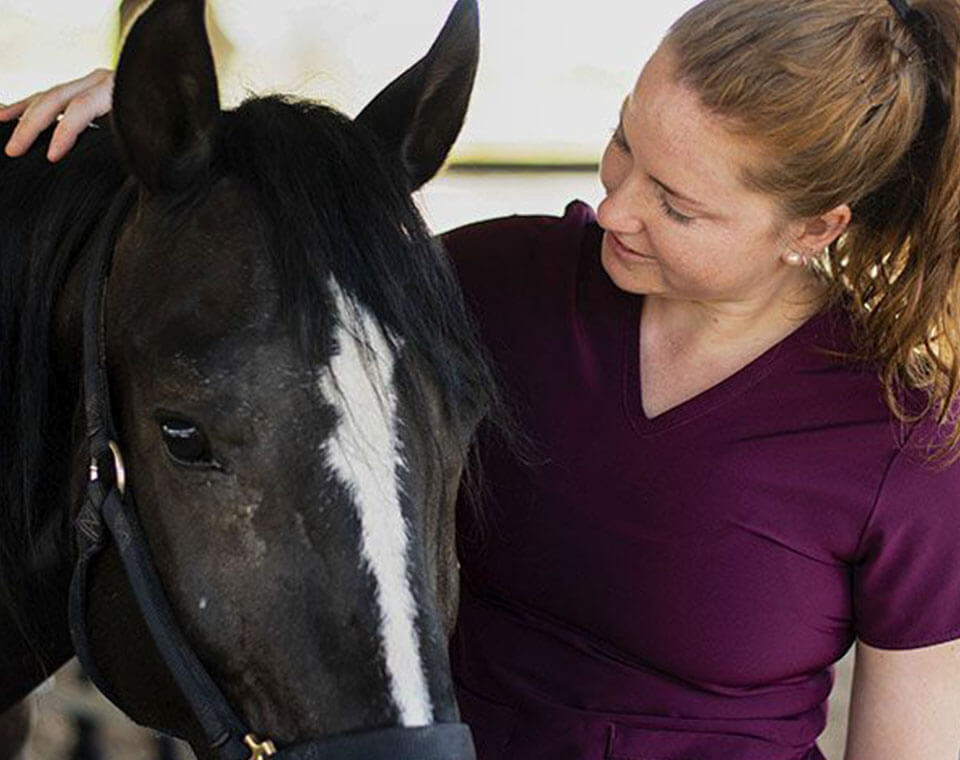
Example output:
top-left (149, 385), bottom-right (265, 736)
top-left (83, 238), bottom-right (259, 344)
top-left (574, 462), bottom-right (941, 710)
top-left (68, 178), bottom-right (476, 760)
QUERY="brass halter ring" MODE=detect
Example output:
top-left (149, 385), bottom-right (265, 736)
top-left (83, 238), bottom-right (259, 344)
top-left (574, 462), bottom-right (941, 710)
top-left (108, 440), bottom-right (126, 497)
top-left (89, 440), bottom-right (126, 497)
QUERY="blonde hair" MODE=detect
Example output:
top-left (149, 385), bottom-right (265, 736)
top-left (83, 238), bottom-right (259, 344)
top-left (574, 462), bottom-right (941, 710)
top-left (667, 0), bottom-right (960, 467)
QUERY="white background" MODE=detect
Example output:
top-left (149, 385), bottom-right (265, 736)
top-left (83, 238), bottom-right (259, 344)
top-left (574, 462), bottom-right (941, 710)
top-left (0, 0), bottom-right (699, 163)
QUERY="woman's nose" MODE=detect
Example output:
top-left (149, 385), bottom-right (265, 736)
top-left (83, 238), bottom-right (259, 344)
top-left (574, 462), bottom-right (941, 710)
top-left (597, 176), bottom-right (646, 235)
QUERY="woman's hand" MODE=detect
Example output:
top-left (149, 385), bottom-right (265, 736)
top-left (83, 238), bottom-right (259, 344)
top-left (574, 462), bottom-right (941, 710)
top-left (0, 68), bottom-right (114, 162)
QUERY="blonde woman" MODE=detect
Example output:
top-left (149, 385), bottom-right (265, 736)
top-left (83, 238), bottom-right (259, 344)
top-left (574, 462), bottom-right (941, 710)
top-left (4, 1), bottom-right (960, 758)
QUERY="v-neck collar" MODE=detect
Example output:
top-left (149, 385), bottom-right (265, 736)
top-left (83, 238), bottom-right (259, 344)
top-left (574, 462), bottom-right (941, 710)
top-left (622, 294), bottom-right (833, 435)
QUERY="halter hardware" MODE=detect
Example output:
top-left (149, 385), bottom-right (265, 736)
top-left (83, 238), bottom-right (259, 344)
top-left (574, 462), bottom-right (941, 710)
top-left (244, 733), bottom-right (277, 760)
top-left (88, 440), bottom-right (127, 497)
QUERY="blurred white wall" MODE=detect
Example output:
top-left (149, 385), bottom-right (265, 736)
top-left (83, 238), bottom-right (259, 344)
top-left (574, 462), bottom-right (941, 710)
top-left (0, 0), bottom-right (700, 163)
top-left (0, 0), bottom-right (117, 102)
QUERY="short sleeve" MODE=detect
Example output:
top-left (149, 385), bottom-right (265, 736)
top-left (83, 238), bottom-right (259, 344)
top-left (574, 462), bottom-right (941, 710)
top-left (853, 413), bottom-right (960, 649)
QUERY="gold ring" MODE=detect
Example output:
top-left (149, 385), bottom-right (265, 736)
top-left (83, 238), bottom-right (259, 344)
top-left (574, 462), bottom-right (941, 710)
top-left (107, 440), bottom-right (126, 497)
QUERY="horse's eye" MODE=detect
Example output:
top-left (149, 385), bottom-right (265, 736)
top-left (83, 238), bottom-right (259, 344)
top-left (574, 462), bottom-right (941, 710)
top-left (159, 419), bottom-right (217, 468)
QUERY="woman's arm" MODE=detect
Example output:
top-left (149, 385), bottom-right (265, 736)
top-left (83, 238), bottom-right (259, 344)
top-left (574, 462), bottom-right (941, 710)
top-left (844, 637), bottom-right (960, 760)
top-left (0, 68), bottom-right (113, 161)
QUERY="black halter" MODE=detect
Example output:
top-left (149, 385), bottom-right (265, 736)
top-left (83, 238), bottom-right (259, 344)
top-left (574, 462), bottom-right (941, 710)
top-left (67, 178), bottom-right (476, 760)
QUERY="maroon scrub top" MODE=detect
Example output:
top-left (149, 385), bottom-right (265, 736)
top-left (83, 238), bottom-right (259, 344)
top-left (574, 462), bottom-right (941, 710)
top-left (441, 201), bottom-right (960, 760)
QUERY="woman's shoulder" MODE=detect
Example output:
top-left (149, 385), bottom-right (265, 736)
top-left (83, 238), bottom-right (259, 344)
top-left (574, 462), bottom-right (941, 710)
top-left (440, 200), bottom-right (599, 304)
top-left (441, 200), bottom-right (596, 267)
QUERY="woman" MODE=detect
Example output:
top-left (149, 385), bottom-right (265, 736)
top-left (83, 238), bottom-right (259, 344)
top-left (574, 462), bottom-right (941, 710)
top-left (4, 1), bottom-right (960, 758)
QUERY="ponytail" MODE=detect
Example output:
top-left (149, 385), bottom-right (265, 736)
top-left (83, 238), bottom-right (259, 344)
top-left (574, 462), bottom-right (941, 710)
top-left (854, 0), bottom-right (960, 467)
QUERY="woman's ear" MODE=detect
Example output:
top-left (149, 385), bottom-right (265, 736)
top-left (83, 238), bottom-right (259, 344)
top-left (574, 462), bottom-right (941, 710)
top-left (793, 204), bottom-right (852, 253)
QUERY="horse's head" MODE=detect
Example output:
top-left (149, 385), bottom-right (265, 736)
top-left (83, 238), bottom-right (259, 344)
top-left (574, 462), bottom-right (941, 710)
top-left (72, 0), bottom-right (490, 755)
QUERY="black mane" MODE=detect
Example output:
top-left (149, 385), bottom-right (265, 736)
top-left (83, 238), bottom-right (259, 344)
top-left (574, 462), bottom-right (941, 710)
top-left (0, 95), bottom-right (499, 619)
top-left (0, 120), bottom-right (128, 601)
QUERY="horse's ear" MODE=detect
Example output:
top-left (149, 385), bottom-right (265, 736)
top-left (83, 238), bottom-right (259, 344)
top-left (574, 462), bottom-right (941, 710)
top-left (355, 0), bottom-right (479, 191)
top-left (112, 0), bottom-right (220, 195)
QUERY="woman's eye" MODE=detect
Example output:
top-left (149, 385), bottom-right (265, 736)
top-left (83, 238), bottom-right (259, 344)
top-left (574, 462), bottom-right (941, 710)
top-left (159, 419), bottom-right (218, 468)
top-left (610, 125), bottom-right (630, 152)
top-left (658, 195), bottom-right (695, 225)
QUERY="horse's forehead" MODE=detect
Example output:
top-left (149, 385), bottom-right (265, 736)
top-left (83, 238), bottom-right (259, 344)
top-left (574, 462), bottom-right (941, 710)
top-left (111, 180), bottom-right (280, 356)
top-left (120, 177), bottom-right (264, 278)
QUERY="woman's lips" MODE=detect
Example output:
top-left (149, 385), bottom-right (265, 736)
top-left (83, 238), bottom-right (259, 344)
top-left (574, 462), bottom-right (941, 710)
top-left (608, 232), bottom-right (655, 262)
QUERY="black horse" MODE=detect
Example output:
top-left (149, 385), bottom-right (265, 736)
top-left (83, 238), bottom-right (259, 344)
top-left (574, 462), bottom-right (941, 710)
top-left (0, 0), bottom-right (496, 757)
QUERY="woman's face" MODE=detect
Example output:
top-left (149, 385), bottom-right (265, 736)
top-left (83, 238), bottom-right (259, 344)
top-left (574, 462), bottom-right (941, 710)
top-left (598, 45), bottom-right (806, 306)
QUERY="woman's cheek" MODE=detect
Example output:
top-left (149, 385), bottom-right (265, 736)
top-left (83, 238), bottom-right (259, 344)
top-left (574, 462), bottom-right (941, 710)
top-left (647, 223), bottom-right (700, 274)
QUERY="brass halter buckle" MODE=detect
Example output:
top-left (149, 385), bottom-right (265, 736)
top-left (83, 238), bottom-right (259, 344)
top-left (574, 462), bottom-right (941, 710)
top-left (244, 733), bottom-right (277, 760)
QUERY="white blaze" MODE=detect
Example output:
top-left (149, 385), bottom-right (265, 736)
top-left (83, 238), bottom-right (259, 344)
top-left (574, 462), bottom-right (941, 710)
top-left (318, 278), bottom-right (433, 727)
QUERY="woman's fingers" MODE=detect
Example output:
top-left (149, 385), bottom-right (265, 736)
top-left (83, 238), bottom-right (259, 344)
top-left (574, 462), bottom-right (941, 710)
top-left (0, 99), bottom-right (32, 121)
top-left (2, 68), bottom-right (114, 160)
top-left (1, 93), bottom-right (49, 156)
top-left (47, 82), bottom-right (113, 162)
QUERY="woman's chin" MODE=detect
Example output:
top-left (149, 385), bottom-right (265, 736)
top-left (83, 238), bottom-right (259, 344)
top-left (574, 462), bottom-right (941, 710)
top-left (600, 235), bottom-right (658, 295)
